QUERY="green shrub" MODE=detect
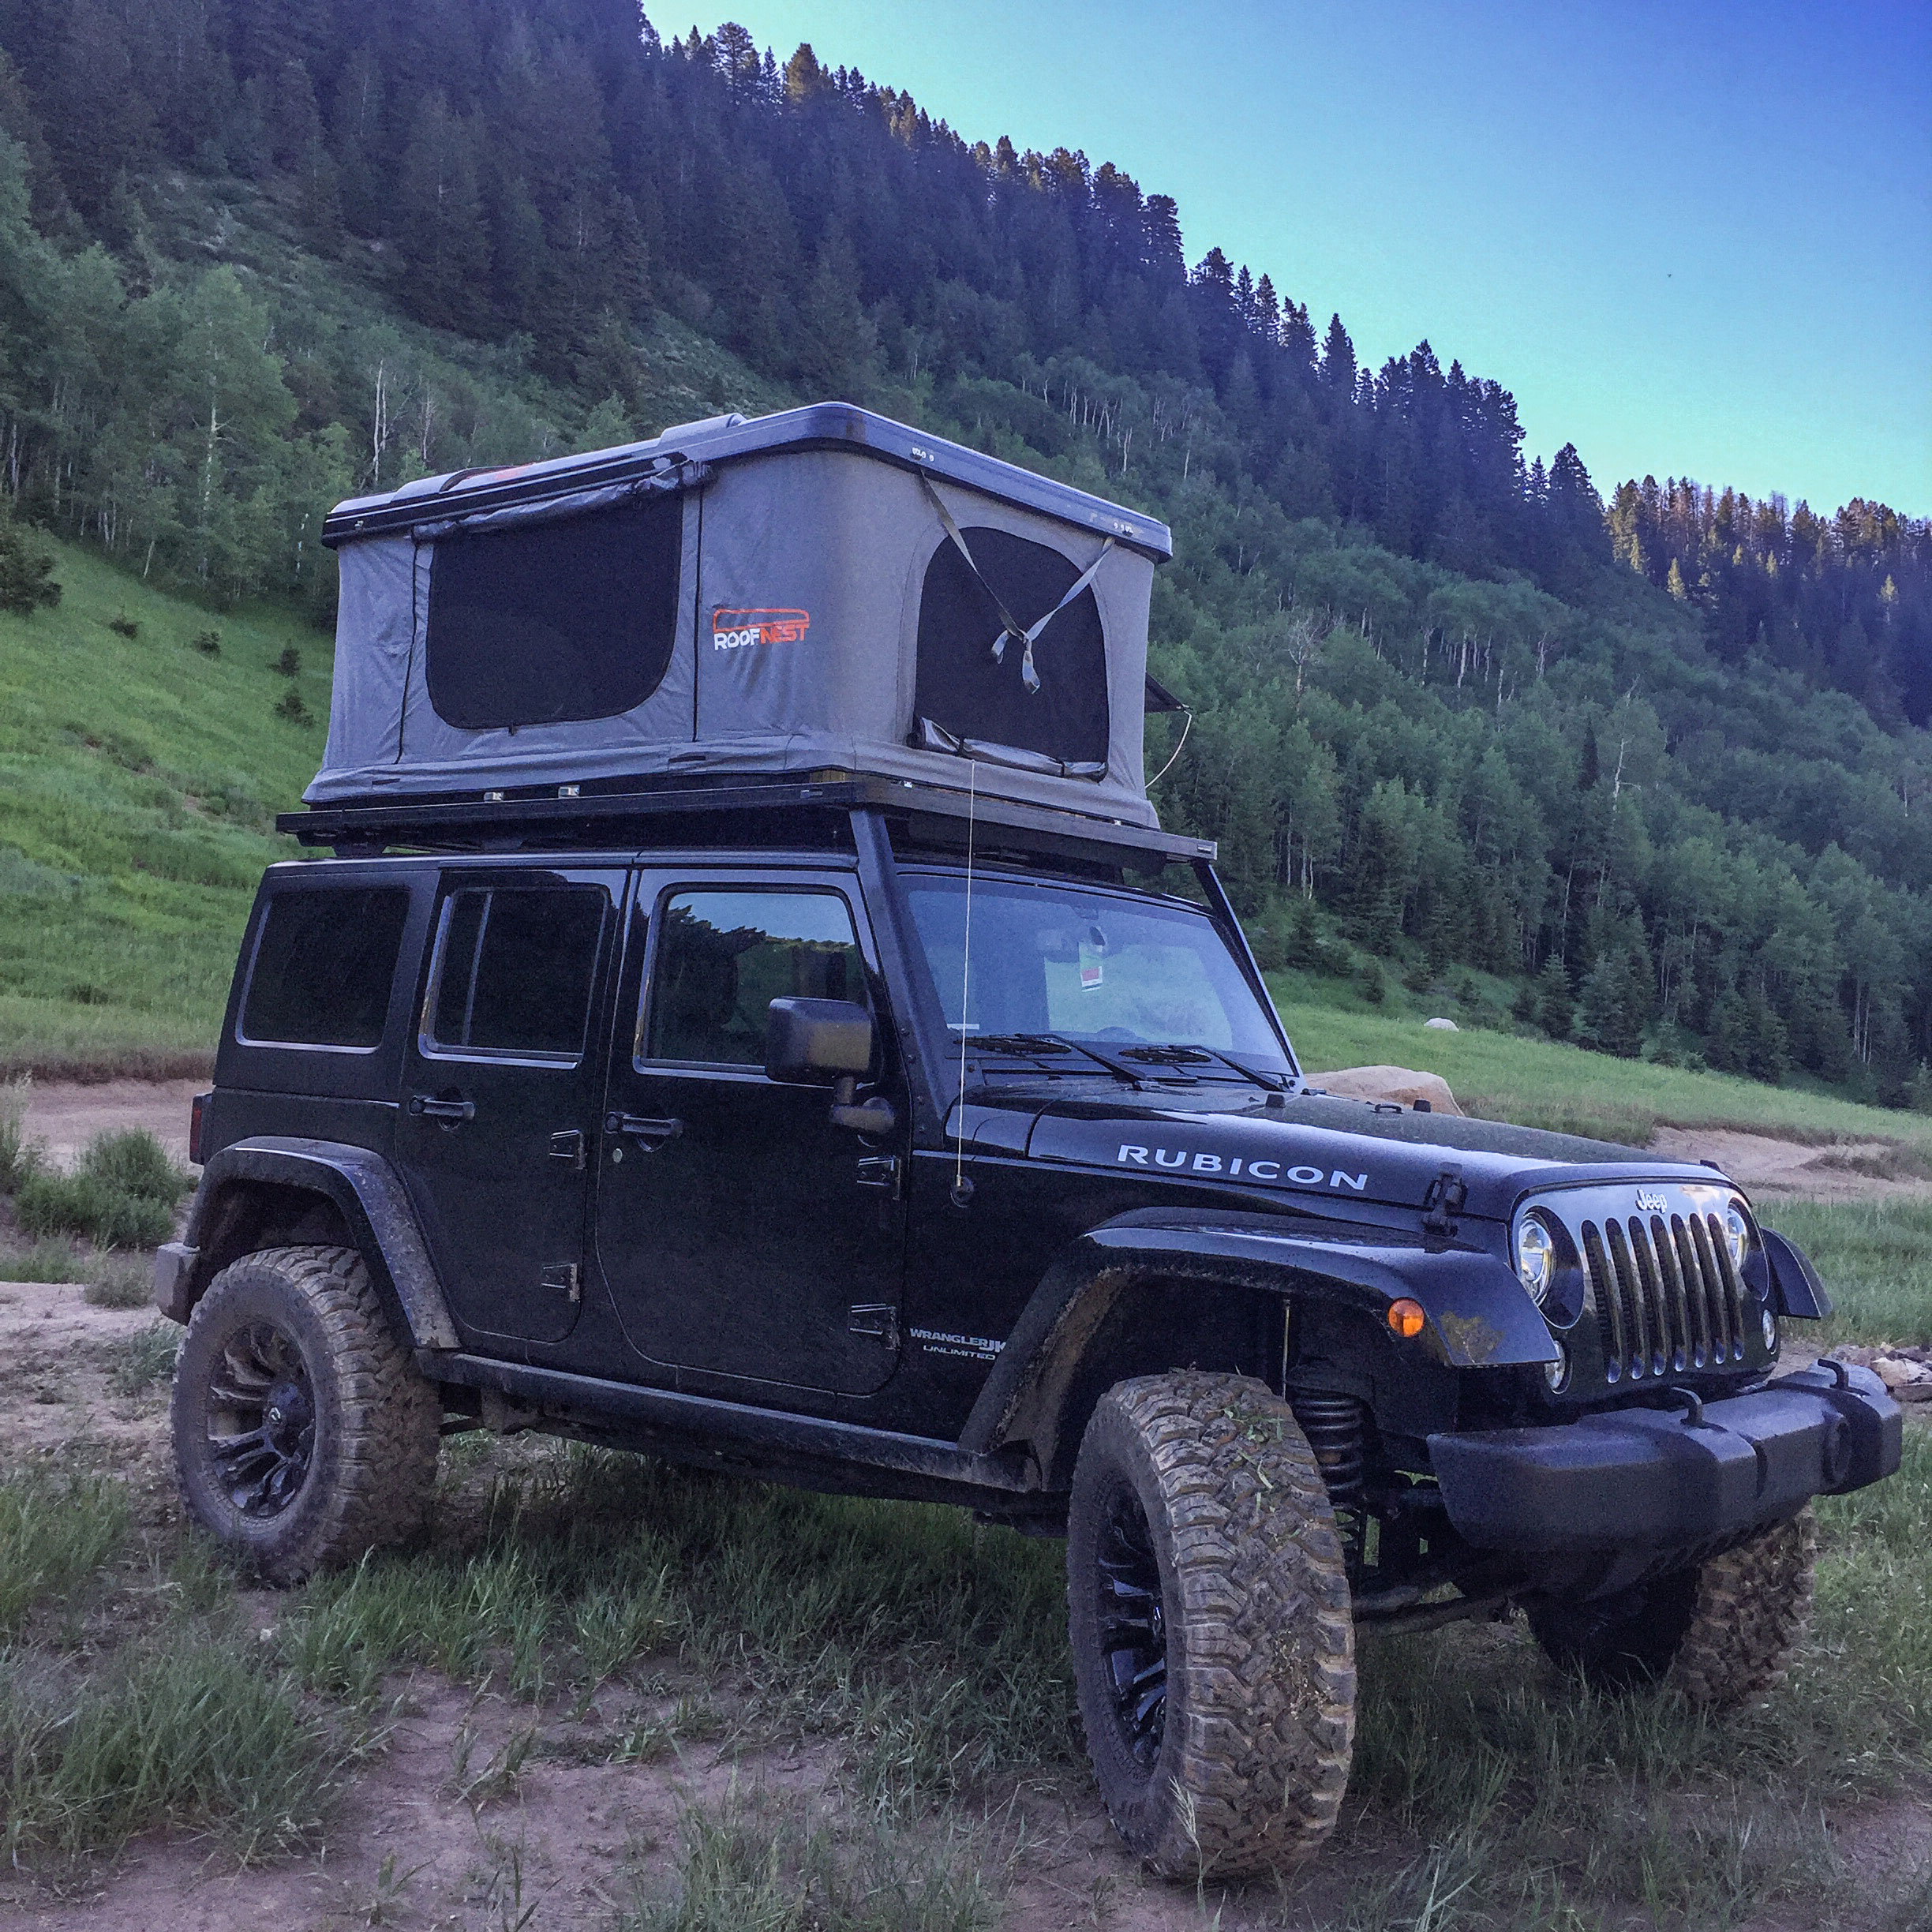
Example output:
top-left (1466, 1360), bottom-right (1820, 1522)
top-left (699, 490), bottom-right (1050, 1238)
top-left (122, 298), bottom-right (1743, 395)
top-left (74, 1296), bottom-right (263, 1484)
top-left (274, 686), bottom-right (312, 725)
top-left (77, 1129), bottom-right (190, 1206)
top-left (106, 613), bottom-right (139, 638)
top-left (192, 629), bottom-right (221, 656)
top-left (14, 1174), bottom-right (175, 1249)
top-left (272, 645), bottom-right (301, 677)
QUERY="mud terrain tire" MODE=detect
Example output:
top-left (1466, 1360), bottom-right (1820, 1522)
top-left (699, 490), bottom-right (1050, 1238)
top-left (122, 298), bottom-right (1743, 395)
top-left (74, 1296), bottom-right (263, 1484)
top-left (1066, 1371), bottom-right (1356, 1880)
top-left (173, 1245), bottom-right (440, 1584)
top-left (1530, 1508), bottom-right (1816, 1709)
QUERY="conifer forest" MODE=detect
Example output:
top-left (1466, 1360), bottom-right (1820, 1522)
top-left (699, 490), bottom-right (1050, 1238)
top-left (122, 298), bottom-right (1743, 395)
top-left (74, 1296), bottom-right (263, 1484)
top-left (0, 0), bottom-right (1929, 1100)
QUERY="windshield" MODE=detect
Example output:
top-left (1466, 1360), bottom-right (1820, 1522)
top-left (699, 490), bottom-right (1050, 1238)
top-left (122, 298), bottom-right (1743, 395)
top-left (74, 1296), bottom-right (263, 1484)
top-left (903, 871), bottom-right (1292, 1074)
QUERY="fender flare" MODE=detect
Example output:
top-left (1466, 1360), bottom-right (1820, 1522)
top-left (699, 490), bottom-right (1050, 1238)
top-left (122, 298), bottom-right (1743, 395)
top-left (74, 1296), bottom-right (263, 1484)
top-left (157, 1136), bottom-right (461, 1353)
top-left (958, 1209), bottom-right (1557, 1484)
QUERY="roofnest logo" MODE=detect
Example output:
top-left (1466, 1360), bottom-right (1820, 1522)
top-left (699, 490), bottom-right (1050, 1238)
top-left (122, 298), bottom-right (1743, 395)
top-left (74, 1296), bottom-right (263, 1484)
top-left (712, 608), bottom-right (811, 650)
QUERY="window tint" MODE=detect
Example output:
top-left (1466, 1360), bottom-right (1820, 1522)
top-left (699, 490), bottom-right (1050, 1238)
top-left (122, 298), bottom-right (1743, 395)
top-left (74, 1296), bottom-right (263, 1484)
top-left (242, 886), bottom-right (410, 1049)
top-left (643, 889), bottom-right (863, 1066)
top-left (427, 886), bottom-right (607, 1060)
top-left (912, 526), bottom-right (1109, 766)
top-left (425, 492), bottom-right (682, 730)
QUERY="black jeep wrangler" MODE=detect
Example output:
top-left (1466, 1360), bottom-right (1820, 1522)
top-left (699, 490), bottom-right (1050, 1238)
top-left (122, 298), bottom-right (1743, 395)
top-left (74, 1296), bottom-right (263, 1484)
top-left (158, 777), bottom-right (1900, 1878)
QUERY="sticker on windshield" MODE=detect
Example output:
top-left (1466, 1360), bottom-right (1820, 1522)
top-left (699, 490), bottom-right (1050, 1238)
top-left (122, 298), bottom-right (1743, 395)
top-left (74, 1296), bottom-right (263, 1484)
top-left (1079, 925), bottom-right (1106, 991)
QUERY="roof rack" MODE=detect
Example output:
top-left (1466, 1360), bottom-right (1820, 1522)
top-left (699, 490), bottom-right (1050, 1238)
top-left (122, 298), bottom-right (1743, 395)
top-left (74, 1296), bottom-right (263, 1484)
top-left (276, 773), bottom-right (1217, 867)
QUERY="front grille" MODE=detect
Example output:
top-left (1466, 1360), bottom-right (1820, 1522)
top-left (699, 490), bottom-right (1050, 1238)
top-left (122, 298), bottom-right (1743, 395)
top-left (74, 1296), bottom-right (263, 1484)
top-left (1581, 1211), bottom-right (1747, 1383)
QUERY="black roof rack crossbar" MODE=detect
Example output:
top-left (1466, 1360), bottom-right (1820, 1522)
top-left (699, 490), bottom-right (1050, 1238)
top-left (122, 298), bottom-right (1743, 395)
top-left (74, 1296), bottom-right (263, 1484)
top-left (276, 773), bottom-right (1215, 865)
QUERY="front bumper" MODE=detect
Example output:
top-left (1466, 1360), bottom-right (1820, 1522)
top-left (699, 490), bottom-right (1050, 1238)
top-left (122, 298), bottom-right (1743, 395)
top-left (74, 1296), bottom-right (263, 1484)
top-left (1429, 1363), bottom-right (1901, 1552)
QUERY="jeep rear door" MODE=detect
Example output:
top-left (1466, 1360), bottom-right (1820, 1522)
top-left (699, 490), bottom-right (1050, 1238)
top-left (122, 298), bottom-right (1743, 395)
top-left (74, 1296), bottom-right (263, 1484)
top-left (396, 866), bottom-right (623, 1346)
top-left (593, 867), bottom-right (908, 1398)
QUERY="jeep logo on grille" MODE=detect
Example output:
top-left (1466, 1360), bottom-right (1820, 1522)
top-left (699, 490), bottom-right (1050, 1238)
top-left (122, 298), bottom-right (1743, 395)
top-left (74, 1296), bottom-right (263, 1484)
top-left (1635, 1189), bottom-right (1668, 1215)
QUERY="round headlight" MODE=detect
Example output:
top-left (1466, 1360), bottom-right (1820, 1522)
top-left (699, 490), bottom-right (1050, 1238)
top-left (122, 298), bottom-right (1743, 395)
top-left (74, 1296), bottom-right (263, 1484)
top-left (1724, 1204), bottom-right (1750, 1271)
top-left (1515, 1217), bottom-right (1556, 1305)
top-left (1543, 1341), bottom-right (1571, 1394)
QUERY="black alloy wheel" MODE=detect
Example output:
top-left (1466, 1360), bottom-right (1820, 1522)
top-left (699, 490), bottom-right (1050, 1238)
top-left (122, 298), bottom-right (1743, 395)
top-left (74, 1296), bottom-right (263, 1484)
top-left (205, 1320), bottom-right (316, 1518)
top-left (1095, 1485), bottom-right (1168, 1769)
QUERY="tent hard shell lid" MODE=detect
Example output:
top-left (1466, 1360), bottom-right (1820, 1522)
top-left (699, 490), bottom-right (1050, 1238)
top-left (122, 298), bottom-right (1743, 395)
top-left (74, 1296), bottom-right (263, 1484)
top-left (311, 402), bottom-right (1175, 829)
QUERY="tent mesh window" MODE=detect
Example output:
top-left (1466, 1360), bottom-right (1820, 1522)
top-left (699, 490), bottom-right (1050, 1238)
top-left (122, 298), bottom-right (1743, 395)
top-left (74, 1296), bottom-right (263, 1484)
top-left (425, 493), bottom-right (682, 731)
top-left (912, 527), bottom-right (1109, 769)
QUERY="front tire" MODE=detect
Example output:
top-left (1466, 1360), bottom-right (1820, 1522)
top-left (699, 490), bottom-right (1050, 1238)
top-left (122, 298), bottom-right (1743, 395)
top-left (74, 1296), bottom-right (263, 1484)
top-left (172, 1245), bottom-right (440, 1584)
top-left (1529, 1508), bottom-right (1816, 1709)
top-left (1065, 1371), bottom-right (1356, 1881)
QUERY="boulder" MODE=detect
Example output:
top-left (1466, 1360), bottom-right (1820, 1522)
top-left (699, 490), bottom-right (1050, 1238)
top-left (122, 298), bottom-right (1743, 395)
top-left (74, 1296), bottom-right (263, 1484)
top-left (1310, 1065), bottom-right (1464, 1117)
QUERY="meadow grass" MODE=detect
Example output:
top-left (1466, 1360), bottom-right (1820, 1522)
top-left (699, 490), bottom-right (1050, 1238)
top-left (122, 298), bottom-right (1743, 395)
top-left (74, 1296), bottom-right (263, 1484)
top-left (1754, 1199), bottom-right (1932, 1350)
top-left (0, 1466), bottom-right (128, 1635)
top-left (0, 538), bottom-right (323, 1077)
top-left (1277, 994), bottom-right (1932, 1158)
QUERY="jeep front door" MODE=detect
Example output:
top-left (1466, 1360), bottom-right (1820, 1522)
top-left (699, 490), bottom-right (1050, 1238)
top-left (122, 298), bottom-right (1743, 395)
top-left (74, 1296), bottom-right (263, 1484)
top-left (594, 877), bottom-right (907, 1396)
top-left (397, 870), bottom-right (619, 1346)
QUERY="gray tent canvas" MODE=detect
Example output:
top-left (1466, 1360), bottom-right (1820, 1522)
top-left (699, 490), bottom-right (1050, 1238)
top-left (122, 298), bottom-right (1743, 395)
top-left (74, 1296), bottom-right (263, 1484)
top-left (313, 403), bottom-right (1174, 829)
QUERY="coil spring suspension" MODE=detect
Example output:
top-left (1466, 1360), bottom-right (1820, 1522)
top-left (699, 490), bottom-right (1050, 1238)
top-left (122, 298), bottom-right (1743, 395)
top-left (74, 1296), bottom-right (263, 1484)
top-left (1289, 1391), bottom-right (1368, 1560)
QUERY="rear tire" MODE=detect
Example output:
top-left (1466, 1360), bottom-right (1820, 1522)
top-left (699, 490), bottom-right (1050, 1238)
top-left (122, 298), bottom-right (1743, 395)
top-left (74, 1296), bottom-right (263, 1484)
top-left (1065, 1371), bottom-right (1356, 1881)
top-left (1529, 1509), bottom-right (1816, 1709)
top-left (172, 1244), bottom-right (440, 1584)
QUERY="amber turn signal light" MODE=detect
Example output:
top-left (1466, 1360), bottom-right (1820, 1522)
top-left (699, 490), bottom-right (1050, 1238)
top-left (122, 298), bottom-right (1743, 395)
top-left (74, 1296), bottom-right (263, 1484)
top-left (1387, 1298), bottom-right (1426, 1339)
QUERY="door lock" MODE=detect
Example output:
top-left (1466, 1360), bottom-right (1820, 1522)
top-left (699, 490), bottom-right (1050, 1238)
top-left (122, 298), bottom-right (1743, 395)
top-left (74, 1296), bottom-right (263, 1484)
top-left (549, 1129), bottom-right (586, 1169)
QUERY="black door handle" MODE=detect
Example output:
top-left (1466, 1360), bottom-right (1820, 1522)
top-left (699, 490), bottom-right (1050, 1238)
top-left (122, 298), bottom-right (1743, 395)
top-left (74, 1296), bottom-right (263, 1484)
top-left (604, 1113), bottom-right (683, 1150)
top-left (409, 1094), bottom-right (475, 1123)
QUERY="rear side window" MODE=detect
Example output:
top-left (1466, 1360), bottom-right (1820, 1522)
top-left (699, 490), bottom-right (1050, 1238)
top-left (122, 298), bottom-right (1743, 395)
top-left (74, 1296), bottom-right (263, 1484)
top-left (241, 886), bottom-right (410, 1049)
top-left (425, 493), bottom-right (683, 730)
top-left (642, 889), bottom-right (864, 1067)
top-left (426, 886), bottom-right (607, 1061)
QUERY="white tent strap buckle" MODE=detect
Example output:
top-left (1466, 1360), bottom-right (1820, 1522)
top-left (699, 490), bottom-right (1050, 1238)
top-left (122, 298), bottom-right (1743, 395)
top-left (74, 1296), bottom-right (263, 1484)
top-left (919, 472), bottom-right (1114, 695)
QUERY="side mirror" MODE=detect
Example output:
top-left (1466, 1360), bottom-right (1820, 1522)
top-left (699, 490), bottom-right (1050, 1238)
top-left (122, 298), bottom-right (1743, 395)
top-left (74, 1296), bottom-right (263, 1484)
top-left (765, 998), bottom-right (874, 1085)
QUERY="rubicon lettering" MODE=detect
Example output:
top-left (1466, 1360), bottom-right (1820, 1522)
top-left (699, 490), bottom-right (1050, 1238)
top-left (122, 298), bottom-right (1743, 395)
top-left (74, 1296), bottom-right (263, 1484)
top-left (1117, 1144), bottom-right (1368, 1193)
top-left (712, 607), bottom-right (811, 650)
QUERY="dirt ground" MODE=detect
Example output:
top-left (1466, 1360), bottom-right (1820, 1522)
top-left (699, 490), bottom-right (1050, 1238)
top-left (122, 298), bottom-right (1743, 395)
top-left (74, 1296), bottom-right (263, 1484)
top-left (18, 1077), bottom-right (204, 1173)
top-left (1647, 1125), bottom-right (1932, 1200)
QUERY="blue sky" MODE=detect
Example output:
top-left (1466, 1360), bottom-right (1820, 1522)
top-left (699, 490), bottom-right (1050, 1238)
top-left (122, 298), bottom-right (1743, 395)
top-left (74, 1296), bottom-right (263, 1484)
top-left (698, 0), bottom-right (1931, 516)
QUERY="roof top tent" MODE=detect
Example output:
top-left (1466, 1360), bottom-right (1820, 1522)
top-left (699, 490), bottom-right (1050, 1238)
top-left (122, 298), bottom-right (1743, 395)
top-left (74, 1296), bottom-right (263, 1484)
top-left (311, 402), bottom-right (1177, 831)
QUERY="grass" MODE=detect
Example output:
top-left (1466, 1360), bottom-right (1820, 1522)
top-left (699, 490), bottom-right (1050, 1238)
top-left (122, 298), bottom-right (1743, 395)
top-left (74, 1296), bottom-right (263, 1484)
top-left (1759, 1200), bottom-right (1932, 1350)
top-left (616, 1784), bottom-right (1001, 1932)
top-left (286, 1444), bottom-right (1075, 1809)
top-left (104, 1322), bottom-right (180, 1396)
top-left (0, 1467), bottom-right (128, 1636)
top-left (1278, 993), bottom-right (1932, 1157)
top-left (0, 1636), bottom-right (346, 1866)
top-left (0, 537), bottom-right (321, 1079)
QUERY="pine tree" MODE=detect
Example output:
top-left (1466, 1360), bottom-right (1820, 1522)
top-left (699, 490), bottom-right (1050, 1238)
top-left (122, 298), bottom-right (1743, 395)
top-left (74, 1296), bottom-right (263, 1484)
top-left (796, 226), bottom-right (875, 396)
top-left (395, 94), bottom-right (490, 333)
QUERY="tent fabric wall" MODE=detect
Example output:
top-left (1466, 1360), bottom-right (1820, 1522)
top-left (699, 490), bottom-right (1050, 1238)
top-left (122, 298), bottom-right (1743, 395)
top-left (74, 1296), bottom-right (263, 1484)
top-left (309, 408), bottom-right (1164, 827)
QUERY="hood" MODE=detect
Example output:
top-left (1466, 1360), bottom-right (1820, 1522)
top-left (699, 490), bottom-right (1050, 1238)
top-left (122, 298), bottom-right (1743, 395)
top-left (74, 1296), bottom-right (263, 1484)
top-left (949, 1085), bottom-right (1728, 1222)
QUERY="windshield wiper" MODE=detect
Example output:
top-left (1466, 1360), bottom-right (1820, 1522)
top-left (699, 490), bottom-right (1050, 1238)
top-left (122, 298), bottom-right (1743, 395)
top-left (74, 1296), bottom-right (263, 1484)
top-left (1121, 1043), bottom-right (1294, 1091)
top-left (966, 1033), bottom-right (1150, 1088)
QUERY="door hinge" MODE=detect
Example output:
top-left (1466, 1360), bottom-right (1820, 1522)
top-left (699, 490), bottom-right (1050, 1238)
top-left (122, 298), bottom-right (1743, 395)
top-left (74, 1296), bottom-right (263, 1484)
top-left (549, 1129), bottom-right (586, 1170)
top-left (847, 1303), bottom-right (899, 1347)
top-left (856, 1154), bottom-right (901, 1194)
top-left (541, 1263), bottom-right (582, 1304)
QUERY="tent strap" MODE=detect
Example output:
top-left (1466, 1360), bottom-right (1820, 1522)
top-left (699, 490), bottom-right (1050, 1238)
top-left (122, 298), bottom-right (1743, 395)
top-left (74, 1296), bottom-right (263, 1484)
top-left (918, 473), bottom-right (1114, 694)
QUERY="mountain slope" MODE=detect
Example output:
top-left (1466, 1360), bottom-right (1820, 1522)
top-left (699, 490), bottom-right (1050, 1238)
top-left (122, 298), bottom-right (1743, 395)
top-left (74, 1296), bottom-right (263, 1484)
top-left (0, 3), bottom-right (1926, 1099)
